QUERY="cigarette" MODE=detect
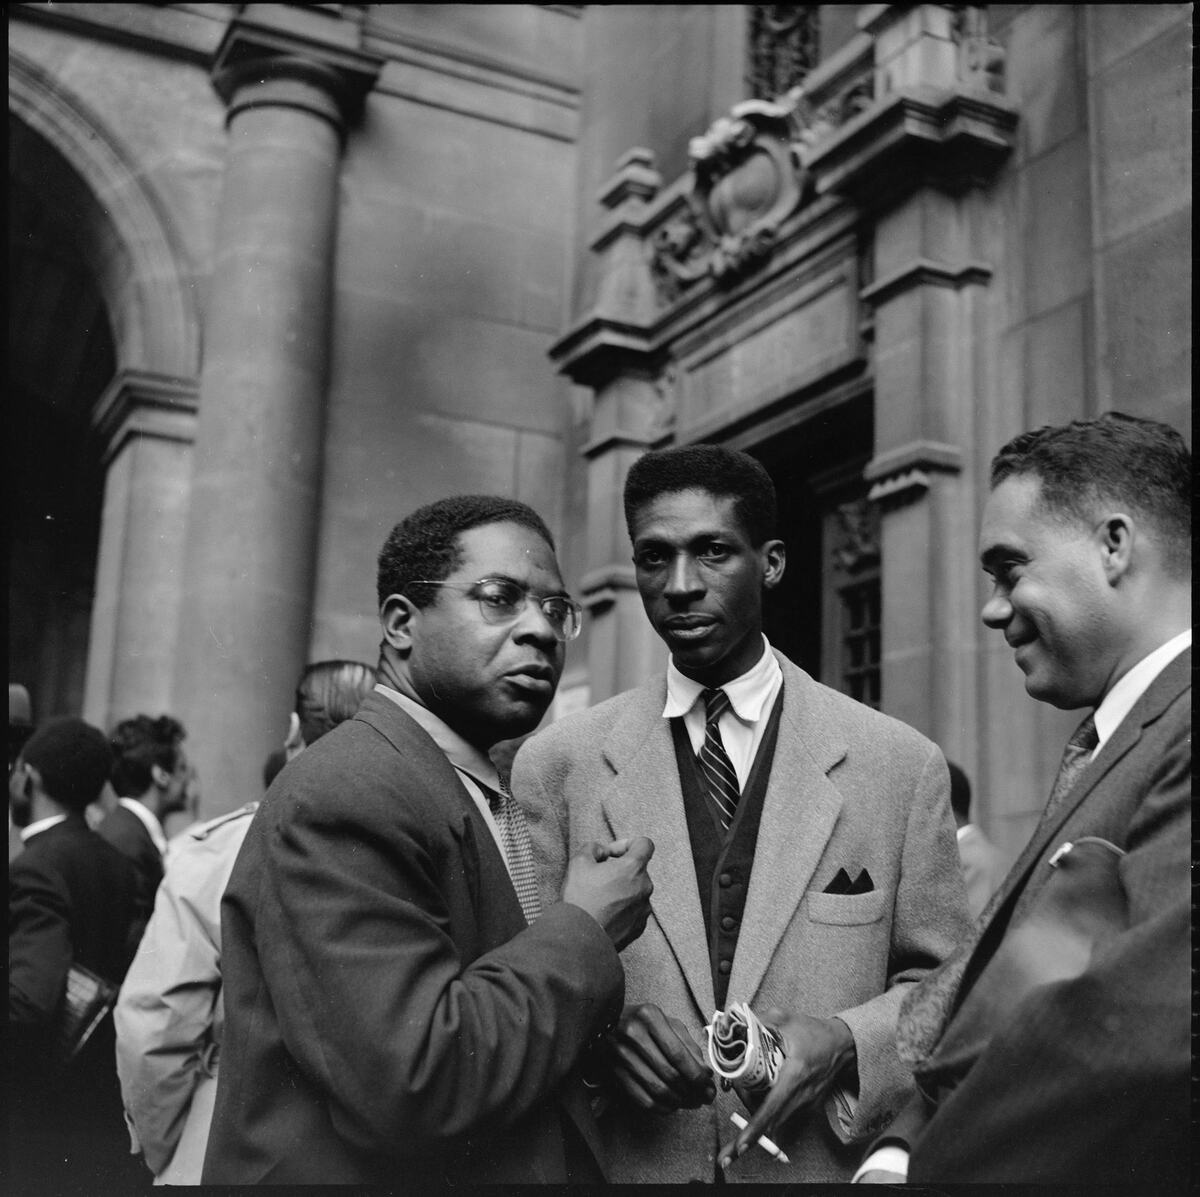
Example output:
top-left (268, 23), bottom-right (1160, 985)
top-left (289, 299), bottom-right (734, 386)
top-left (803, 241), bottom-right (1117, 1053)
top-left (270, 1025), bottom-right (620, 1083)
top-left (729, 1111), bottom-right (790, 1164)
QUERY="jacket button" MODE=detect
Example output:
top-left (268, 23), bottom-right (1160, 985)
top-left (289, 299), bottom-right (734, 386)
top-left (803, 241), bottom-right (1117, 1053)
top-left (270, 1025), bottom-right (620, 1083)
top-left (721, 915), bottom-right (736, 930)
top-left (718, 872), bottom-right (732, 887)
top-left (718, 959), bottom-right (732, 974)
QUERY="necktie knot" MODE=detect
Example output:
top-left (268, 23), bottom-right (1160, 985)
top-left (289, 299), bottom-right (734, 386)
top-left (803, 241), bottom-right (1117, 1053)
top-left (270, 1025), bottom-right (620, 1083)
top-left (703, 688), bottom-right (731, 726)
top-left (1068, 714), bottom-right (1098, 753)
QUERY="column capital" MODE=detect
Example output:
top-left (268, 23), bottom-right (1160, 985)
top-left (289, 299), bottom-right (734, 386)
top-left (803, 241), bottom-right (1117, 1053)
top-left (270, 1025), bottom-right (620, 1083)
top-left (211, 7), bottom-right (383, 137)
top-left (93, 368), bottom-right (199, 466)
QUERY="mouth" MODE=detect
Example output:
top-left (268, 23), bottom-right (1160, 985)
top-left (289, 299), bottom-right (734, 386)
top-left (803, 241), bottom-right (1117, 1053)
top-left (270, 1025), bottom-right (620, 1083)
top-left (503, 664), bottom-right (555, 693)
top-left (661, 615), bottom-right (718, 643)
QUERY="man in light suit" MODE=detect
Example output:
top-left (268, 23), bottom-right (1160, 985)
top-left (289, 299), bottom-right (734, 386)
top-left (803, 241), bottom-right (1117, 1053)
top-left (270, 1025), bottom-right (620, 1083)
top-left (515, 446), bottom-right (970, 1183)
top-left (203, 495), bottom-right (655, 1185)
top-left (947, 761), bottom-right (1008, 920)
top-left (854, 412), bottom-right (1191, 1185)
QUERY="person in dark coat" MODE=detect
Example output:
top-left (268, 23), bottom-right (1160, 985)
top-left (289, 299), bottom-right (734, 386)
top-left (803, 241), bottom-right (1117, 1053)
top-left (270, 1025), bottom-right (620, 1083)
top-left (8, 716), bottom-right (145, 1193)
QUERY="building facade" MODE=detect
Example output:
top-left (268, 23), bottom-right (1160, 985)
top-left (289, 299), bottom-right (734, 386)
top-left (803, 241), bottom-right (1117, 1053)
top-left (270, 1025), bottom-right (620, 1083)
top-left (8, 4), bottom-right (1191, 857)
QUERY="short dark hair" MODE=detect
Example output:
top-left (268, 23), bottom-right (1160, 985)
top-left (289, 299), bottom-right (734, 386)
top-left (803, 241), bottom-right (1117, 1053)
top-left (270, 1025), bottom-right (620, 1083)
top-left (990, 412), bottom-right (1191, 575)
top-left (376, 495), bottom-right (556, 609)
top-left (947, 760), bottom-right (971, 821)
top-left (294, 659), bottom-right (377, 746)
top-left (21, 716), bottom-right (113, 813)
top-left (109, 714), bottom-right (186, 797)
top-left (623, 445), bottom-right (778, 545)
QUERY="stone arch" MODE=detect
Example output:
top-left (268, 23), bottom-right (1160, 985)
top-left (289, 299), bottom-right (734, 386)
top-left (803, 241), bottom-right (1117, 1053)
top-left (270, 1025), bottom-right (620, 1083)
top-left (9, 48), bottom-right (200, 382)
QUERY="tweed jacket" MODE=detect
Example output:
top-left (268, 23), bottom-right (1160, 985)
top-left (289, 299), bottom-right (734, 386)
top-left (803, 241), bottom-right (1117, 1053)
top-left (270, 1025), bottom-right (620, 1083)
top-left (514, 650), bottom-right (970, 1183)
top-left (202, 692), bottom-right (625, 1186)
top-left (890, 647), bottom-right (1191, 1186)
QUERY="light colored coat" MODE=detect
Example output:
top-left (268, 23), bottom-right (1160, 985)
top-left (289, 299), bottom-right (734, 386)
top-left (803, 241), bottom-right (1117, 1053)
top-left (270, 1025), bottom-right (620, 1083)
top-left (514, 651), bottom-right (970, 1183)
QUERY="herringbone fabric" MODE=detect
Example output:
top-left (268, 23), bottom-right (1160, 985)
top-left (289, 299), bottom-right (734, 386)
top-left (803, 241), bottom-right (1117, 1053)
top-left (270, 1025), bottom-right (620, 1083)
top-left (490, 775), bottom-right (542, 925)
top-left (698, 689), bottom-right (740, 830)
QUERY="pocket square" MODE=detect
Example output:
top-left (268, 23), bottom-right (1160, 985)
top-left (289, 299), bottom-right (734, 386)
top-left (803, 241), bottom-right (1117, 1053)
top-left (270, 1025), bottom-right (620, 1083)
top-left (824, 867), bottom-right (874, 895)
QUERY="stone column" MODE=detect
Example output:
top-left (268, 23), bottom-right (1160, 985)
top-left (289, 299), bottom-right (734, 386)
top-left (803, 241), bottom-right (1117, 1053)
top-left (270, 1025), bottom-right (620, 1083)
top-left (551, 150), bottom-right (669, 702)
top-left (85, 368), bottom-right (197, 732)
top-left (174, 11), bottom-right (379, 816)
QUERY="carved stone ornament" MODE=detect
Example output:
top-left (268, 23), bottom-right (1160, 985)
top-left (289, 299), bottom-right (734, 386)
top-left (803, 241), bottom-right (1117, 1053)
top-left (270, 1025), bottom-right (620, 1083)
top-left (952, 5), bottom-right (1006, 93)
top-left (831, 498), bottom-right (881, 574)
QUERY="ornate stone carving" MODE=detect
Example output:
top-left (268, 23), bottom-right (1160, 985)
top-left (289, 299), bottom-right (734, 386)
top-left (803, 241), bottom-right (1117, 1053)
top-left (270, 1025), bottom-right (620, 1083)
top-left (747, 6), bottom-right (820, 100)
top-left (952, 6), bottom-right (1006, 93)
top-left (831, 498), bottom-right (880, 574)
top-left (649, 203), bottom-right (711, 304)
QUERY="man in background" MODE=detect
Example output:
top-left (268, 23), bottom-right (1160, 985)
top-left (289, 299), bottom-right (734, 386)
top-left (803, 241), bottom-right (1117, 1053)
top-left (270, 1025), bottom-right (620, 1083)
top-left (856, 412), bottom-right (1190, 1185)
top-left (100, 714), bottom-right (193, 912)
top-left (116, 660), bottom-right (378, 1184)
top-left (947, 761), bottom-right (1008, 920)
top-left (8, 716), bottom-right (144, 1191)
top-left (204, 495), bottom-right (655, 1185)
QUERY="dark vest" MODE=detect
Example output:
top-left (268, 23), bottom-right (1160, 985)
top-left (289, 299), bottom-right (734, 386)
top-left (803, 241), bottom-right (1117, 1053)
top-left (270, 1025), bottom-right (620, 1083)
top-left (670, 689), bottom-right (783, 1010)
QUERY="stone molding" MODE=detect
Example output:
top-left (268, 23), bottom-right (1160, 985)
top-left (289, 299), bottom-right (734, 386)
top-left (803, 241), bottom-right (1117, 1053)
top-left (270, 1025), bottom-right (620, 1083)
top-left (92, 369), bottom-right (199, 465)
top-left (579, 564), bottom-right (640, 613)
top-left (864, 439), bottom-right (963, 507)
top-left (211, 10), bottom-right (384, 136)
top-left (860, 257), bottom-right (993, 306)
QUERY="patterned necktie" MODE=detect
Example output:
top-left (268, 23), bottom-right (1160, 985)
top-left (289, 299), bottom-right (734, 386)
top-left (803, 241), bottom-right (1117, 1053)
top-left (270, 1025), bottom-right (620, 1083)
top-left (698, 688), bottom-right (740, 831)
top-left (1040, 714), bottom-right (1098, 825)
top-left (897, 714), bottom-right (1100, 1068)
top-left (487, 774), bottom-right (542, 926)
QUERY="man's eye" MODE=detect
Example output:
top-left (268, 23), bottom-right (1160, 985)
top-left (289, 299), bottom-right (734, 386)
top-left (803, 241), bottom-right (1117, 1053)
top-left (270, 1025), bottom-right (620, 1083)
top-left (698, 543), bottom-right (730, 562)
top-left (477, 582), bottom-right (520, 608)
top-left (635, 550), bottom-right (667, 568)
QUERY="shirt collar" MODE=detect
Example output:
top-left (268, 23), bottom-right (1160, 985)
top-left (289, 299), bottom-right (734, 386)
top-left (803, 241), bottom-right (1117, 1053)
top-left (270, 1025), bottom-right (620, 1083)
top-left (117, 796), bottom-right (168, 857)
top-left (663, 634), bottom-right (782, 723)
top-left (1092, 629), bottom-right (1191, 750)
top-left (19, 812), bottom-right (69, 843)
top-left (374, 683), bottom-right (500, 791)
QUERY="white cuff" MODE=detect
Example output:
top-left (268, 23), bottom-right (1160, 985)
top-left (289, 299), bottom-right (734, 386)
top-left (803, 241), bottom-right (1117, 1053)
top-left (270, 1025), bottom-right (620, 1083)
top-left (852, 1144), bottom-right (909, 1183)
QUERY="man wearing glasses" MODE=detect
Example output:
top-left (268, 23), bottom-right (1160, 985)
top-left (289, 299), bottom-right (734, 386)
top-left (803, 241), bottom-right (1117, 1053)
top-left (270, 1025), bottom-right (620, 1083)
top-left (203, 495), bottom-right (654, 1185)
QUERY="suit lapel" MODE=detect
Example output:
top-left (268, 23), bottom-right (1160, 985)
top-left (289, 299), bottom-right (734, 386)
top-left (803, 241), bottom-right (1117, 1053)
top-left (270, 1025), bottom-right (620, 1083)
top-left (960, 647), bottom-right (1191, 992)
top-left (599, 680), bottom-right (717, 1017)
top-left (729, 656), bottom-right (845, 1006)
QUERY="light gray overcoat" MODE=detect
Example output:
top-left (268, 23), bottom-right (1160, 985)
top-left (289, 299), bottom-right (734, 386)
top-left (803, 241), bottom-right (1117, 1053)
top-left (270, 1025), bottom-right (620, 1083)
top-left (514, 650), bottom-right (970, 1183)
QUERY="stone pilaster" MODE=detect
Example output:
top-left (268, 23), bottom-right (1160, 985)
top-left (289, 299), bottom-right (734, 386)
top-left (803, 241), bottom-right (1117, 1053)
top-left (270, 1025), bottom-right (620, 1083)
top-left (85, 369), bottom-right (198, 732)
top-left (174, 8), bottom-right (381, 815)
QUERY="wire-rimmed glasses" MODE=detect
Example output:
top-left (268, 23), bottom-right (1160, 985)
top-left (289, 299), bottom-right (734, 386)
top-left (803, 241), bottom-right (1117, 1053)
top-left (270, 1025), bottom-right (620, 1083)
top-left (406, 577), bottom-right (583, 641)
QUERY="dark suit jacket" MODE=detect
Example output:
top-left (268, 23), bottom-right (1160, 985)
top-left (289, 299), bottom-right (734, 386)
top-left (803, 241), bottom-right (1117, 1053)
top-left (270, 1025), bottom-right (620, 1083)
top-left (8, 814), bottom-right (144, 1188)
top-left (202, 692), bottom-right (625, 1185)
top-left (885, 648), bottom-right (1191, 1186)
top-left (97, 800), bottom-right (164, 914)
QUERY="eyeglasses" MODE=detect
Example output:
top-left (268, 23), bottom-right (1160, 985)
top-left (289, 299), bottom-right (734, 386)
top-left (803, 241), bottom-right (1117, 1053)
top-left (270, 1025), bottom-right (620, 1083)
top-left (407, 577), bottom-right (583, 642)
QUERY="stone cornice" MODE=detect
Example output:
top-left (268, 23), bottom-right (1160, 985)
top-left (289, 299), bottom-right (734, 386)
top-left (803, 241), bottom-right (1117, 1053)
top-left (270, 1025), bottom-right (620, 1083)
top-left (547, 318), bottom-right (657, 390)
top-left (860, 258), bottom-right (993, 306)
top-left (865, 439), bottom-right (963, 506)
top-left (93, 369), bottom-right (199, 465)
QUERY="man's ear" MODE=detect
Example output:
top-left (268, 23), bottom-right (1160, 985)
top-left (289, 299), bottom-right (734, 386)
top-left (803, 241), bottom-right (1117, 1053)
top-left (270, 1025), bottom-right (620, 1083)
top-left (380, 593), bottom-right (418, 654)
top-left (761, 539), bottom-right (786, 591)
top-left (150, 763), bottom-right (171, 789)
top-left (1096, 512), bottom-right (1135, 582)
top-left (22, 762), bottom-right (41, 797)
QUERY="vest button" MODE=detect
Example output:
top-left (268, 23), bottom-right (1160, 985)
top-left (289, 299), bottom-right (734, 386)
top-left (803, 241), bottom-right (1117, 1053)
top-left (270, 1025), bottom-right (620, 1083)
top-left (721, 915), bottom-right (736, 930)
top-left (718, 959), bottom-right (732, 974)
top-left (718, 872), bottom-right (732, 887)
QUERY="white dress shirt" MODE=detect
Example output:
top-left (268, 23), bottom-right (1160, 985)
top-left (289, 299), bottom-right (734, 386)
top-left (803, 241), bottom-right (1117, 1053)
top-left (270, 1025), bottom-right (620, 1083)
top-left (117, 795), bottom-right (168, 857)
top-left (852, 627), bottom-right (1192, 1184)
top-left (662, 634), bottom-right (783, 787)
top-left (374, 683), bottom-right (514, 878)
top-left (19, 812), bottom-right (68, 843)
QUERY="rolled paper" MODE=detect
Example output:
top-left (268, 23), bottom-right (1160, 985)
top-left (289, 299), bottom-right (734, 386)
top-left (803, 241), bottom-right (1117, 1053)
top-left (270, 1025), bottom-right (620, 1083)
top-left (705, 1001), bottom-right (784, 1092)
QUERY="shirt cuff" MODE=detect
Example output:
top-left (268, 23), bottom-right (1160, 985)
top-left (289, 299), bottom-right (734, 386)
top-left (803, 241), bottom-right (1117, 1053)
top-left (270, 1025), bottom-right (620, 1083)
top-left (852, 1144), bottom-right (909, 1182)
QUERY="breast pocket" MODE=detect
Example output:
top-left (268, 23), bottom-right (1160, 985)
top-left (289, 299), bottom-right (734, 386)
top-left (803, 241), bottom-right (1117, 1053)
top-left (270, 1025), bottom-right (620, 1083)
top-left (806, 889), bottom-right (888, 926)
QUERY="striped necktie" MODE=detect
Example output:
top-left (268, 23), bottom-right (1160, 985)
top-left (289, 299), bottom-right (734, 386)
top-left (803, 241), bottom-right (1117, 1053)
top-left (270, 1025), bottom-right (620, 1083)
top-left (487, 775), bottom-right (542, 926)
top-left (1040, 714), bottom-right (1098, 825)
top-left (699, 688), bottom-right (740, 831)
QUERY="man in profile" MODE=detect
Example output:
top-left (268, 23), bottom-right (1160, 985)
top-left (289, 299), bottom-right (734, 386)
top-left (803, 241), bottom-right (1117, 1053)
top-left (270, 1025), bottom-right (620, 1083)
top-left (204, 495), bottom-right (655, 1185)
top-left (9, 716), bottom-right (144, 1190)
top-left (855, 412), bottom-right (1190, 1185)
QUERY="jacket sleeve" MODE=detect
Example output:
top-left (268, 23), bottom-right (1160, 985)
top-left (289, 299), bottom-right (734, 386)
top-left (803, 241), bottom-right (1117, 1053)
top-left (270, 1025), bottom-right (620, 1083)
top-left (114, 831), bottom-right (234, 1177)
top-left (250, 771), bottom-right (624, 1156)
top-left (9, 855), bottom-right (73, 1029)
top-left (827, 743), bottom-right (972, 1142)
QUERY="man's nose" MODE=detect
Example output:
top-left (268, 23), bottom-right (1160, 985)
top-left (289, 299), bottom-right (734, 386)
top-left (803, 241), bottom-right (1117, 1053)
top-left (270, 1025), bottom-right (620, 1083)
top-left (981, 592), bottom-right (1011, 628)
top-left (512, 596), bottom-right (559, 646)
top-left (664, 555), bottom-right (703, 599)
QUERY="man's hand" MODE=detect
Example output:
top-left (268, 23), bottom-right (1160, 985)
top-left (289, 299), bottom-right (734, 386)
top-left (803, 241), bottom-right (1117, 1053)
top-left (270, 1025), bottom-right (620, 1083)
top-left (561, 837), bottom-right (654, 950)
top-left (718, 1009), bottom-right (856, 1169)
top-left (857, 1169), bottom-right (906, 1183)
top-left (601, 1003), bottom-right (716, 1113)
